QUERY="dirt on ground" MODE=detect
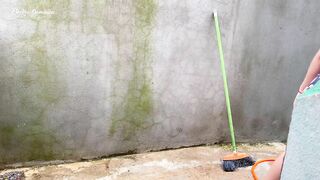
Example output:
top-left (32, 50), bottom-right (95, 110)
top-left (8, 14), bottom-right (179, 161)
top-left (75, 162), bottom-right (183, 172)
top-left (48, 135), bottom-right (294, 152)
top-left (0, 143), bottom-right (285, 180)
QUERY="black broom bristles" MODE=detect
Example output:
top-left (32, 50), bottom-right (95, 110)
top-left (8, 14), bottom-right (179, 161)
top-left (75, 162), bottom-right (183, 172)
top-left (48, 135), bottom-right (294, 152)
top-left (222, 156), bottom-right (255, 172)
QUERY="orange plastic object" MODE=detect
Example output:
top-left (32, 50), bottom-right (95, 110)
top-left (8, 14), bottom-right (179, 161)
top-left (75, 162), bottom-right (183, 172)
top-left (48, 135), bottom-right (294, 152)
top-left (222, 152), bottom-right (249, 160)
top-left (251, 159), bottom-right (276, 180)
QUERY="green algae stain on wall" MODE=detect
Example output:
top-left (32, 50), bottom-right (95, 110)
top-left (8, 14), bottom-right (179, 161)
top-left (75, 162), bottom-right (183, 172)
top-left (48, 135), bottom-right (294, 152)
top-left (0, 126), bottom-right (15, 148)
top-left (15, 31), bottom-right (66, 161)
top-left (1, 0), bottom-right (113, 164)
top-left (0, 1), bottom-right (69, 163)
top-left (19, 0), bottom-right (68, 160)
top-left (80, 0), bottom-right (107, 33)
top-left (0, 33), bottom-right (65, 163)
top-left (109, 0), bottom-right (157, 140)
top-left (23, 0), bottom-right (107, 33)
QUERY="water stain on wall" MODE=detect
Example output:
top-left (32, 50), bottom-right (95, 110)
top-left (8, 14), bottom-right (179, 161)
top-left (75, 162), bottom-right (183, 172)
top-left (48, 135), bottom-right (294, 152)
top-left (1, 0), bottom-right (157, 164)
top-left (80, 0), bottom-right (108, 33)
top-left (0, 0), bottom-right (71, 163)
top-left (109, 0), bottom-right (157, 140)
top-left (17, 32), bottom-right (64, 161)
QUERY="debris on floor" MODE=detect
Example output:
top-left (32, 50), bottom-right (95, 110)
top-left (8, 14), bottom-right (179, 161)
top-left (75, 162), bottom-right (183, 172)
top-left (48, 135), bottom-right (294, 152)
top-left (0, 171), bottom-right (25, 180)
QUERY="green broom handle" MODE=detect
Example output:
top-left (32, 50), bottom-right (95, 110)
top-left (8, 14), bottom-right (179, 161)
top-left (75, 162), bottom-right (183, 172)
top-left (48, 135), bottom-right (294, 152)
top-left (213, 11), bottom-right (237, 152)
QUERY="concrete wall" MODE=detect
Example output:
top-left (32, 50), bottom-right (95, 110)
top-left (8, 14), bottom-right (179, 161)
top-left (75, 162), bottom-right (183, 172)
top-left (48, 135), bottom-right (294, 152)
top-left (0, 0), bottom-right (319, 165)
top-left (230, 0), bottom-right (320, 141)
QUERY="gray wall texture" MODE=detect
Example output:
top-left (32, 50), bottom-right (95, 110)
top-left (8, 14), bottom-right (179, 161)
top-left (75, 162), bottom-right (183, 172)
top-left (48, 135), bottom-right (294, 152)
top-left (0, 0), bottom-right (319, 165)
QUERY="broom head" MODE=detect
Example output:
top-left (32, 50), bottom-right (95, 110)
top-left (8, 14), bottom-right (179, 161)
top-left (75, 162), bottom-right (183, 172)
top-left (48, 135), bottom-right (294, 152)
top-left (222, 152), bottom-right (255, 172)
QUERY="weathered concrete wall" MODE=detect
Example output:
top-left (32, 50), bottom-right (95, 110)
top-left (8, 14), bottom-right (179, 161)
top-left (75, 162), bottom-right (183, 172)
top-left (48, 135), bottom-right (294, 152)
top-left (230, 0), bottom-right (320, 141)
top-left (0, 0), bottom-right (319, 165)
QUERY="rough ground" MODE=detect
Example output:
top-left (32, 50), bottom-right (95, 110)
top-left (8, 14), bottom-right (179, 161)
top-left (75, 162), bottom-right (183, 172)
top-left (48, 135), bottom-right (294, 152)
top-left (0, 143), bottom-right (285, 180)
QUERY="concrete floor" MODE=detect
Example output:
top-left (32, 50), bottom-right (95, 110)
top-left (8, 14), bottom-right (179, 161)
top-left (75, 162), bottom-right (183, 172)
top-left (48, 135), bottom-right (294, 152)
top-left (0, 143), bottom-right (285, 180)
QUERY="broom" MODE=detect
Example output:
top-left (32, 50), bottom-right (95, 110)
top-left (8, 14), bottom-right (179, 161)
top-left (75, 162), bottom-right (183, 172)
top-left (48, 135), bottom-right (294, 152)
top-left (212, 10), bottom-right (255, 172)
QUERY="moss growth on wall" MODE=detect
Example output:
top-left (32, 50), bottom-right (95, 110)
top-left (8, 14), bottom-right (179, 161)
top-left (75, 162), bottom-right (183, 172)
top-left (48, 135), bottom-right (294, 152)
top-left (1, 0), bottom-right (157, 163)
top-left (109, 0), bottom-right (157, 140)
top-left (80, 0), bottom-right (107, 33)
top-left (1, 0), bottom-right (108, 163)
top-left (15, 31), bottom-right (65, 161)
top-left (0, 33), bottom-right (64, 163)
top-left (0, 0), bottom-right (69, 164)
top-left (23, 0), bottom-right (107, 33)
top-left (0, 126), bottom-right (15, 147)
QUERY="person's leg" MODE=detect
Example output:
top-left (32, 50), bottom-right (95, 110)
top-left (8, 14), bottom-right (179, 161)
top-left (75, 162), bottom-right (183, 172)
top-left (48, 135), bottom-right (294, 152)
top-left (262, 152), bottom-right (285, 180)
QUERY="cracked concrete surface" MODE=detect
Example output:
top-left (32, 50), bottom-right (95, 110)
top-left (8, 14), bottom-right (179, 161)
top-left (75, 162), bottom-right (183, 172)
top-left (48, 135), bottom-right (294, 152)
top-left (0, 143), bottom-right (285, 180)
